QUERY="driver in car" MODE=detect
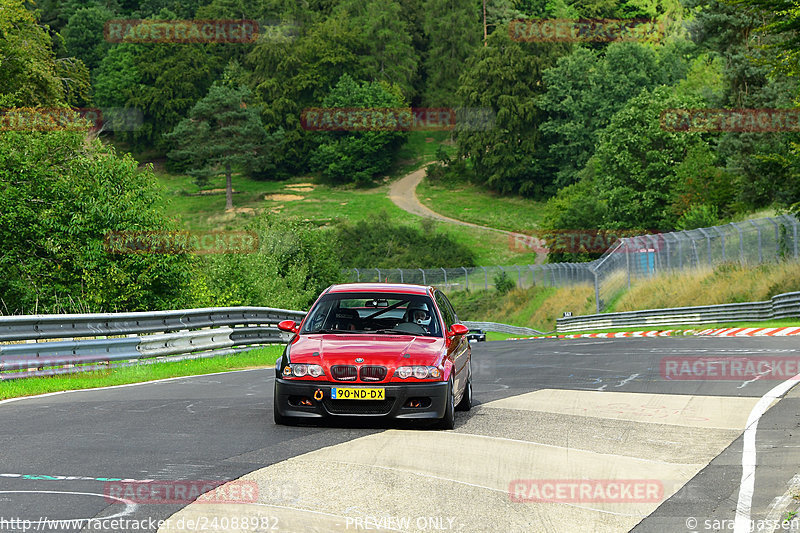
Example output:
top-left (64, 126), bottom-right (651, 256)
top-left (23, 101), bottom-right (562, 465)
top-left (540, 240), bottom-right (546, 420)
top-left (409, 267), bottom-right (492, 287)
top-left (404, 302), bottom-right (432, 333)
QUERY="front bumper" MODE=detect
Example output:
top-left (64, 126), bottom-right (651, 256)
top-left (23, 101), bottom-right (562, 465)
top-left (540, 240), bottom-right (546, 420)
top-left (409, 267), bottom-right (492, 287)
top-left (274, 378), bottom-right (449, 420)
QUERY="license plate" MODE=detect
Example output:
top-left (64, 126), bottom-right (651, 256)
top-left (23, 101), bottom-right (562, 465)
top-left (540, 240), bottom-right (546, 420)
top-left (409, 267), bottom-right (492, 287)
top-left (331, 387), bottom-right (385, 400)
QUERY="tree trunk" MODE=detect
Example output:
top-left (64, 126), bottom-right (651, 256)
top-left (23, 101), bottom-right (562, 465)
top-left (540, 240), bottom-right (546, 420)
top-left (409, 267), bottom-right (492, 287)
top-left (225, 162), bottom-right (233, 211)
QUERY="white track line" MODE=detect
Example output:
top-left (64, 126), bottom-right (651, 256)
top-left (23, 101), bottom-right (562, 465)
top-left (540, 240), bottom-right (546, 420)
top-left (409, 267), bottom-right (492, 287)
top-left (0, 367), bottom-right (274, 407)
top-left (733, 374), bottom-right (800, 533)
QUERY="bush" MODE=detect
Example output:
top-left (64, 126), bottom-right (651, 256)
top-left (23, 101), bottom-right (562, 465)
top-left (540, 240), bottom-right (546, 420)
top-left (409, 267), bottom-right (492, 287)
top-left (0, 129), bottom-right (194, 313)
top-left (193, 214), bottom-right (344, 311)
top-left (333, 214), bottom-right (476, 268)
top-left (493, 271), bottom-right (515, 294)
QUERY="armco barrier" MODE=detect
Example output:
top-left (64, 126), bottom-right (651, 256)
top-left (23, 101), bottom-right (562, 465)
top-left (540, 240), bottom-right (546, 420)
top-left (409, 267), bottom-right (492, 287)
top-left (556, 291), bottom-right (800, 332)
top-left (0, 307), bottom-right (532, 380)
top-left (0, 307), bottom-right (306, 380)
top-left (462, 321), bottom-right (543, 336)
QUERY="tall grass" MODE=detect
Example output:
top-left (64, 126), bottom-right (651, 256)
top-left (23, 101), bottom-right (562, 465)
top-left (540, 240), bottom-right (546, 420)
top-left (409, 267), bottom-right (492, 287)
top-left (612, 261), bottom-right (800, 312)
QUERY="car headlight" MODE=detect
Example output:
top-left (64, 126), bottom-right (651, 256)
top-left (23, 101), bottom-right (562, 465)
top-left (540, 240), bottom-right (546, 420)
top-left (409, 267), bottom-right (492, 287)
top-left (394, 366), bottom-right (441, 379)
top-left (283, 364), bottom-right (324, 378)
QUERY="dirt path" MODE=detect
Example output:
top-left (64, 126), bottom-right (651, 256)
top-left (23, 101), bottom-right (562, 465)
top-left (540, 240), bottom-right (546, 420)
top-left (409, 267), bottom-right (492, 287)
top-left (388, 165), bottom-right (545, 263)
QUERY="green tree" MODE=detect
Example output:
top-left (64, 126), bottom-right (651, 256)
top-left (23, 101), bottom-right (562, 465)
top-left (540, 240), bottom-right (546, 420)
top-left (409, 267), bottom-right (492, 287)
top-left (61, 5), bottom-right (116, 71)
top-left (0, 129), bottom-right (194, 313)
top-left (309, 74), bottom-right (408, 185)
top-left (538, 42), bottom-right (690, 188)
top-left (167, 85), bottom-right (269, 210)
top-left (454, 26), bottom-right (566, 196)
top-left (422, 0), bottom-right (482, 106)
top-left (592, 86), bottom-right (705, 229)
top-left (0, 0), bottom-right (65, 106)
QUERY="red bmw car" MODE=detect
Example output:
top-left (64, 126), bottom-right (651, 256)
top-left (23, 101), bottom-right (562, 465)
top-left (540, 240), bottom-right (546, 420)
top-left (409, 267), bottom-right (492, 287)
top-left (273, 283), bottom-right (472, 429)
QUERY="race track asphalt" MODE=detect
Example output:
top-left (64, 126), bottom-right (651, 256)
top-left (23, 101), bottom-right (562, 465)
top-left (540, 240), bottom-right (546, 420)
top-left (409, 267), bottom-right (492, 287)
top-left (2, 336), bottom-right (800, 533)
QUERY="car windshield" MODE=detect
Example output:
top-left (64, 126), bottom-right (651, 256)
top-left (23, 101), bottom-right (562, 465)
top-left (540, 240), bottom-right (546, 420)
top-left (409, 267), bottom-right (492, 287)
top-left (300, 292), bottom-right (442, 337)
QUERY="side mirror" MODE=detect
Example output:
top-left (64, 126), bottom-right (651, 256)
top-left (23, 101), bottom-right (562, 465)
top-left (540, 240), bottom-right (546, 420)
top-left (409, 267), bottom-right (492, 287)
top-left (448, 323), bottom-right (469, 337)
top-left (278, 320), bottom-right (298, 334)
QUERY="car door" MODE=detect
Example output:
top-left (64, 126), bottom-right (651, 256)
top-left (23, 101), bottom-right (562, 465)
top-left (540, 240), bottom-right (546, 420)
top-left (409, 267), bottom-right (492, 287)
top-left (434, 290), bottom-right (469, 395)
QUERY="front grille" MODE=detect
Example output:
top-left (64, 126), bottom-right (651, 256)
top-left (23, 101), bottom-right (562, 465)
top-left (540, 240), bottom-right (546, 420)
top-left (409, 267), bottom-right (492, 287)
top-left (359, 365), bottom-right (387, 382)
top-left (323, 398), bottom-right (395, 415)
top-left (331, 365), bottom-right (357, 381)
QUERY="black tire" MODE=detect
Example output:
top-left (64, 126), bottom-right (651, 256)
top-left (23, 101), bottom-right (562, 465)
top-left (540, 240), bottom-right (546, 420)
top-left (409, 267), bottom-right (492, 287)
top-left (273, 382), bottom-right (296, 426)
top-left (455, 362), bottom-right (472, 412)
top-left (436, 378), bottom-right (455, 430)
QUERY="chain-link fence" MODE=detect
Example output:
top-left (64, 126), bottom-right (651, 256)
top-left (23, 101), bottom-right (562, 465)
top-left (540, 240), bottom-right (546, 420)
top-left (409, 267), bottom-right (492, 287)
top-left (345, 263), bottom-right (594, 292)
top-left (591, 214), bottom-right (799, 312)
top-left (345, 215), bottom-right (800, 313)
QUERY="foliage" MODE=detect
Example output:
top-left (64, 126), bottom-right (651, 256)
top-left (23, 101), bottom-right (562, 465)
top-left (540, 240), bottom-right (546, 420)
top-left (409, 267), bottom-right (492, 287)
top-left (675, 204), bottom-right (721, 230)
top-left (166, 84), bottom-right (269, 209)
top-left (61, 5), bottom-right (115, 71)
top-left (194, 215), bottom-right (344, 310)
top-left (0, 0), bottom-right (66, 107)
top-left (0, 130), bottom-right (194, 313)
top-left (493, 271), bottom-right (516, 295)
top-left (309, 74), bottom-right (408, 185)
top-left (333, 215), bottom-right (476, 268)
top-left (454, 26), bottom-right (566, 196)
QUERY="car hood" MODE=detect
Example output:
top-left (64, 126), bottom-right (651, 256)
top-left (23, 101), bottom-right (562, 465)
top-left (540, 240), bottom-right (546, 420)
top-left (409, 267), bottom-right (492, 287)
top-left (289, 334), bottom-right (445, 367)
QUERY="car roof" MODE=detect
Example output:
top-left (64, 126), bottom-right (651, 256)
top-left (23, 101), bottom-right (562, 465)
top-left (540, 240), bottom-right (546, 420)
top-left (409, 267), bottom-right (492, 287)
top-left (326, 283), bottom-right (433, 296)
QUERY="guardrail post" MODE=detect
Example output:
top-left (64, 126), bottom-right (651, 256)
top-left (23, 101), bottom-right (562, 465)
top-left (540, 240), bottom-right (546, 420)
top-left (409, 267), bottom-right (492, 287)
top-left (462, 267), bottom-right (469, 291)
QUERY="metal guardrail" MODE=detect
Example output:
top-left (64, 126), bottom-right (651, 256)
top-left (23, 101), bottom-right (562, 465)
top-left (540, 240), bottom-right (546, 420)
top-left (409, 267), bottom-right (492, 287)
top-left (462, 321), bottom-right (543, 336)
top-left (556, 291), bottom-right (800, 332)
top-left (0, 307), bottom-right (306, 380)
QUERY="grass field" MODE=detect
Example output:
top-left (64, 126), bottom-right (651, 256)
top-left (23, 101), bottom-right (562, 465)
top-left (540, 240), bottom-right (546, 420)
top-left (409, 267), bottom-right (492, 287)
top-left (0, 346), bottom-right (283, 401)
top-left (417, 178), bottom-right (546, 234)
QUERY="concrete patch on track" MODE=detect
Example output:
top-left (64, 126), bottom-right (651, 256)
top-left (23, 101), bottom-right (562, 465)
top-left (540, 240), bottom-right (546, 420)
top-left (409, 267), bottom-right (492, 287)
top-left (159, 388), bottom-right (763, 533)
top-left (485, 389), bottom-right (766, 430)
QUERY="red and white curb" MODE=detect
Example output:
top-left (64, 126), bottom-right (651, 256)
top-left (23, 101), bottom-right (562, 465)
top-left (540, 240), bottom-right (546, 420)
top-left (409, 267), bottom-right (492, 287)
top-left (504, 327), bottom-right (800, 341)
top-left (693, 326), bottom-right (800, 337)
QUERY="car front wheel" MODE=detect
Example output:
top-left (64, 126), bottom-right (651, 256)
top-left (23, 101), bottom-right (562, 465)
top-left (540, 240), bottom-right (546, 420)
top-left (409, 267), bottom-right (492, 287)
top-left (436, 377), bottom-right (455, 430)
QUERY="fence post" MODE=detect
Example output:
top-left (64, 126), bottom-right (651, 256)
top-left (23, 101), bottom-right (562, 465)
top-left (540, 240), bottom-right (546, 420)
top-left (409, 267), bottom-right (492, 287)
top-left (625, 239), bottom-right (631, 289)
top-left (481, 266), bottom-right (487, 290)
top-left (593, 268), bottom-right (600, 313)
top-left (713, 226), bottom-right (726, 262)
top-left (462, 266), bottom-right (469, 291)
top-left (376, 268), bottom-right (381, 282)
top-left (749, 220), bottom-right (763, 262)
top-left (697, 228), bottom-right (712, 266)
top-left (441, 267), bottom-right (447, 289)
top-left (732, 222), bottom-right (744, 264)
top-left (354, 268), bottom-right (360, 282)
top-left (767, 217), bottom-right (781, 259)
top-left (516, 265), bottom-right (522, 287)
top-left (418, 268), bottom-right (426, 285)
top-left (794, 218), bottom-right (798, 259)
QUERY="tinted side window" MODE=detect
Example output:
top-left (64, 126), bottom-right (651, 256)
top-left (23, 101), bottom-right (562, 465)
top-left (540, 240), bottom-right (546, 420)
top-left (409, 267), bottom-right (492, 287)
top-left (441, 291), bottom-right (458, 323)
top-left (434, 291), bottom-right (455, 329)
